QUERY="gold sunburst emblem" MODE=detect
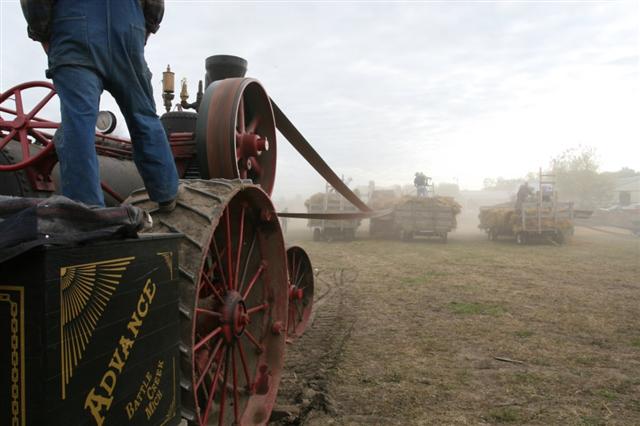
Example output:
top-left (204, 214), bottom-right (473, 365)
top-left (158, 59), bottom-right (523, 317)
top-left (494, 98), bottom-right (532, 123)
top-left (60, 257), bottom-right (134, 399)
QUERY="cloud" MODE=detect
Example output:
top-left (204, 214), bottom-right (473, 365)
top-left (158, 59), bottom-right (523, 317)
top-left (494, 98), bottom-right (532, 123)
top-left (1, 1), bottom-right (637, 200)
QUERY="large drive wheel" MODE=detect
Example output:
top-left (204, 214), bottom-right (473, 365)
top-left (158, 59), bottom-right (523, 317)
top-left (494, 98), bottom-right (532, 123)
top-left (285, 246), bottom-right (314, 339)
top-left (0, 81), bottom-right (59, 171)
top-left (127, 179), bottom-right (288, 426)
top-left (197, 78), bottom-right (277, 195)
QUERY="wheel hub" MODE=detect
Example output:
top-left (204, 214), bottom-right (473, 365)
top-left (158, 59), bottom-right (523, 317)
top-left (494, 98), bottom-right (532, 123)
top-left (222, 290), bottom-right (249, 341)
top-left (288, 285), bottom-right (303, 301)
top-left (237, 133), bottom-right (268, 158)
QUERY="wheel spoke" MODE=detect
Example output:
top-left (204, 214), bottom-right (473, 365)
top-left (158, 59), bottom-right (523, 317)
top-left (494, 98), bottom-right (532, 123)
top-left (231, 346), bottom-right (240, 422)
top-left (196, 307), bottom-right (222, 318)
top-left (288, 306), bottom-right (295, 333)
top-left (18, 129), bottom-right (29, 160)
top-left (217, 347), bottom-right (231, 426)
top-left (212, 239), bottom-right (228, 290)
top-left (193, 326), bottom-right (222, 352)
top-left (246, 303), bottom-right (268, 316)
top-left (0, 106), bottom-right (16, 115)
top-left (14, 90), bottom-right (24, 116)
top-left (237, 340), bottom-right (252, 389)
top-left (205, 246), bottom-right (227, 279)
top-left (195, 338), bottom-right (223, 391)
top-left (242, 263), bottom-right (265, 300)
top-left (234, 206), bottom-right (246, 287)
top-left (200, 272), bottom-right (225, 304)
top-left (27, 120), bottom-right (59, 129)
top-left (246, 115), bottom-right (261, 134)
top-left (202, 346), bottom-right (227, 425)
top-left (238, 234), bottom-right (257, 294)
top-left (294, 257), bottom-right (302, 287)
top-left (29, 129), bottom-right (52, 147)
top-left (26, 89), bottom-right (55, 121)
top-left (0, 129), bottom-right (17, 151)
top-left (296, 300), bottom-right (304, 322)
top-left (243, 330), bottom-right (262, 351)
top-left (295, 265), bottom-right (308, 288)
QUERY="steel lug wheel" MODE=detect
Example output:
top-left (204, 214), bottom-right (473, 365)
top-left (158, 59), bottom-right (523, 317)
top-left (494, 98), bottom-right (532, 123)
top-left (127, 179), bottom-right (288, 426)
top-left (285, 246), bottom-right (314, 339)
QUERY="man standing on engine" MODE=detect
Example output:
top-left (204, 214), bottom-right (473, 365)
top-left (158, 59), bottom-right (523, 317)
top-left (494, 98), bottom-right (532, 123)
top-left (22, 0), bottom-right (178, 210)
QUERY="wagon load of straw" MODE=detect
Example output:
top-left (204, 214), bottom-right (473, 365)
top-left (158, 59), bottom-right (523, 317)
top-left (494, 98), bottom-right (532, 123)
top-left (368, 190), bottom-right (399, 210)
top-left (395, 196), bottom-right (462, 228)
top-left (305, 192), bottom-right (358, 211)
top-left (479, 206), bottom-right (573, 232)
top-left (478, 208), bottom-right (515, 230)
top-left (304, 192), bottom-right (326, 209)
top-left (397, 196), bottom-right (462, 215)
top-left (305, 191), bottom-right (359, 227)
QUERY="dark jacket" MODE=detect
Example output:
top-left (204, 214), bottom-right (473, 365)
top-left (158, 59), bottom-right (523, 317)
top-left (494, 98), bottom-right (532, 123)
top-left (21, 0), bottom-right (164, 42)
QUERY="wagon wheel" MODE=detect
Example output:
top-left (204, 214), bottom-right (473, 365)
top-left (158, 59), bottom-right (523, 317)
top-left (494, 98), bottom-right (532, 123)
top-left (127, 179), bottom-right (288, 426)
top-left (197, 78), bottom-right (277, 195)
top-left (286, 246), bottom-right (314, 339)
top-left (0, 81), bottom-right (59, 171)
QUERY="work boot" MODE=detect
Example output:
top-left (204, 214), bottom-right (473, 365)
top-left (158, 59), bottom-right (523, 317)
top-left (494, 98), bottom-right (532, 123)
top-left (158, 198), bottom-right (176, 213)
top-left (157, 184), bottom-right (183, 213)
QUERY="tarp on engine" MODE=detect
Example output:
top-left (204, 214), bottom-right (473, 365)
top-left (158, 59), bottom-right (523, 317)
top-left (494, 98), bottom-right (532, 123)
top-left (0, 195), bottom-right (148, 263)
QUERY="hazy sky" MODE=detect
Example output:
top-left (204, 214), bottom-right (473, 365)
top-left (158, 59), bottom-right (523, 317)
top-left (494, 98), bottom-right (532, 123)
top-left (1, 1), bottom-right (638, 199)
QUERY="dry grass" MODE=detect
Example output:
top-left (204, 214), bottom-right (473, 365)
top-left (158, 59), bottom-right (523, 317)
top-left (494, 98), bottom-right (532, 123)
top-left (284, 226), bottom-right (640, 425)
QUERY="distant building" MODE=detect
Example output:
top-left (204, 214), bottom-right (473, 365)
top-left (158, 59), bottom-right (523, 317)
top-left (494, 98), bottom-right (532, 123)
top-left (616, 176), bottom-right (640, 205)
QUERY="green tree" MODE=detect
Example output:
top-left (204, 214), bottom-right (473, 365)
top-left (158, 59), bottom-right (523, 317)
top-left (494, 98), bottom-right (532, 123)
top-left (550, 147), bottom-right (614, 209)
top-left (482, 177), bottom-right (524, 191)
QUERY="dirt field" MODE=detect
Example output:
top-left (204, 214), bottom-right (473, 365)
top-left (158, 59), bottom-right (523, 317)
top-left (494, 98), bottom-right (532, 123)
top-left (274, 224), bottom-right (640, 425)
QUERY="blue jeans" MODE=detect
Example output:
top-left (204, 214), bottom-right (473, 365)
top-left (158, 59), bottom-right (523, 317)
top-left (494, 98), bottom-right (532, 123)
top-left (48, 0), bottom-right (178, 206)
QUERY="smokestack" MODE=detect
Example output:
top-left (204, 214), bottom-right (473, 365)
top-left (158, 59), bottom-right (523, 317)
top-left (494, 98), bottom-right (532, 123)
top-left (205, 55), bottom-right (248, 87)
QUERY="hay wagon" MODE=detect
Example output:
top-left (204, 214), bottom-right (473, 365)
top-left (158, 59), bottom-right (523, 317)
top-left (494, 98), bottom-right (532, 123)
top-left (479, 201), bottom-right (574, 244)
top-left (305, 187), bottom-right (360, 241)
top-left (370, 196), bottom-right (461, 243)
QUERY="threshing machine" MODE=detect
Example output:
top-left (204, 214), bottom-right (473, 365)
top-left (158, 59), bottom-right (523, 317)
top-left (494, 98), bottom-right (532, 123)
top-left (0, 55), bottom-right (373, 425)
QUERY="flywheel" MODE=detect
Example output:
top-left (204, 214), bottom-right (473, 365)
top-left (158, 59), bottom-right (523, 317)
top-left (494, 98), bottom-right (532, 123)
top-left (196, 78), bottom-right (277, 195)
top-left (127, 179), bottom-right (288, 425)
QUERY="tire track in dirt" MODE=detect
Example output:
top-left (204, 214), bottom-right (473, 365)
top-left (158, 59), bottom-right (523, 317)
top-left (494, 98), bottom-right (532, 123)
top-left (272, 269), bottom-right (358, 425)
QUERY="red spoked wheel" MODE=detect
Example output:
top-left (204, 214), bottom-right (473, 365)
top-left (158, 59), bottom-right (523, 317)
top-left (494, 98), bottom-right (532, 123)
top-left (0, 81), bottom-right (59, 171)
top-left (196, 78), bottom-right (277, 195)
top-left (128, 180), bottom-right (288, 426)
top-left (286, 246), bottom-right (314, 339)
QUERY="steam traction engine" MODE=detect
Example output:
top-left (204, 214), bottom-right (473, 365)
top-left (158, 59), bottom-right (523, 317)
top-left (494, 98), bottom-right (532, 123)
top-left (0, 55), bottom-right (366, 425)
